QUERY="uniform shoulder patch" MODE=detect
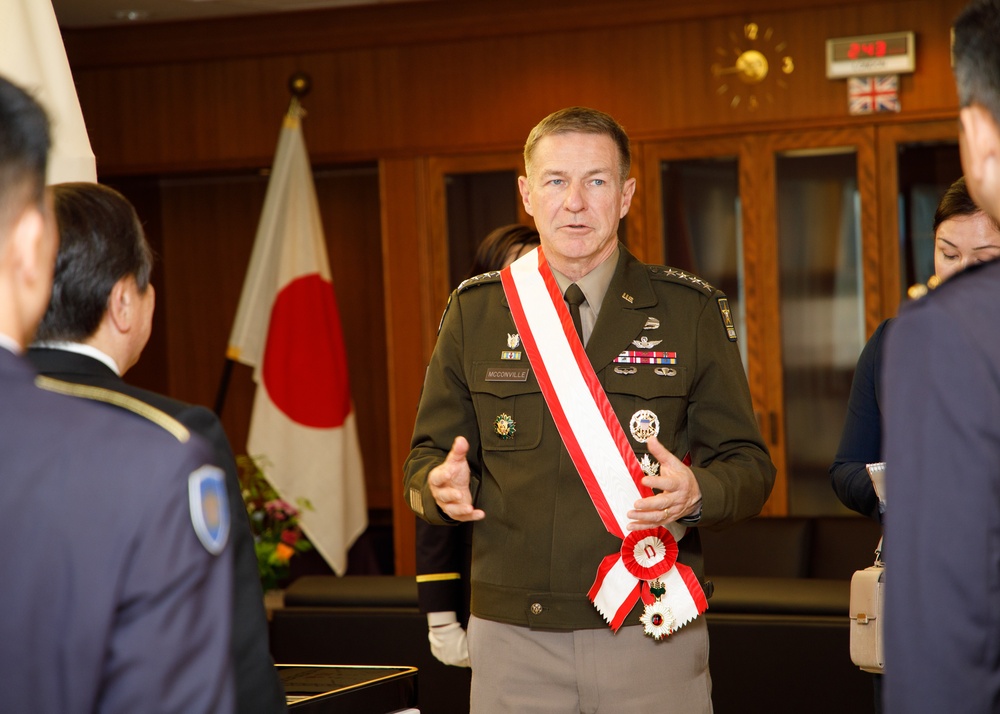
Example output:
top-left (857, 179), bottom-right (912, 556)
top-left (34, 375), bottom-right (191, 443)
top-left (188, 465), bottom-right (230, 555)
top-left (647, 265), bottom-right (715, 296)
top-left (717, 297), bottom-right (738, 342)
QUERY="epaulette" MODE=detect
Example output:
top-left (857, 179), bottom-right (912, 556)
top-left (456, 270), bottom-right (502, 293)
top-left (35, 375), bottom-right (191, 443)
top-left (439, 271), bottom-right (503, 333)
top-left (647, 265), bottom-right (716, 296)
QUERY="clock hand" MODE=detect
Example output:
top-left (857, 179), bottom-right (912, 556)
top-left (711, 64), bottom-right (741, 77)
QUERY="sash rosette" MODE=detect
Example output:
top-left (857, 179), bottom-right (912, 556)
top-left (501, 248), bottom-right (707, 634)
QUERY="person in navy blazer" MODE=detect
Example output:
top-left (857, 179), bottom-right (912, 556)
top-left (0, 74), bottom-right (234, 713)
top-left (27, 181), bottom-right (286, 713)
top-left (883, 2), bottom-right (1000, 712)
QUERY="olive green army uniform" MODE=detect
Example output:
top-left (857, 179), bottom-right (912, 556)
top-left (404, 244), bottom-right (775, 632)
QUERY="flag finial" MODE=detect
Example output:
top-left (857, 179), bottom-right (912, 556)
top-left (288, 72), bottom-right (312, 99)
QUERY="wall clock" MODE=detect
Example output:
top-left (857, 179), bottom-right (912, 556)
top-left (712, 22), bottom-right (795, 111)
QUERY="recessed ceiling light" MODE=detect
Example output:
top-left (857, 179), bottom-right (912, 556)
top-left (113, 9), bottom-right (151, 21)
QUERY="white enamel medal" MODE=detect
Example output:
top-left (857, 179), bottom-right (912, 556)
top-left (640, 579), bottom-right (676, 640)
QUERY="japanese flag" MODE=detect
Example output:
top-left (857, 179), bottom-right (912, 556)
top-left (228, 101), bottom-right (367, 575)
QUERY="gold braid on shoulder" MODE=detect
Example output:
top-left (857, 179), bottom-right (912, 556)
top-left (34, 375), bottom-right (191, 443)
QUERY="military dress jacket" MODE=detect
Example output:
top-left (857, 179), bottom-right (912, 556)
top-left (404, 245), bottom-right (776, 632)
top-left (27, 347), bottom-right (286, 714)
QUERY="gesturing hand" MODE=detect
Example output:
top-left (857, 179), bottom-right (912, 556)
top-left (626, 435), bottom-right (701, 530)
top-left (428, 436), bottom-right (485, 522)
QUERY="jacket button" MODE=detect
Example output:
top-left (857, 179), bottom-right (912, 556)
top-left (530, 603), bottom-right (543, 615)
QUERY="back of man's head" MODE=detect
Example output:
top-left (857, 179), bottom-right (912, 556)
top-left (35, 182), bottom-right (152, 342)
top-left (0, 76), bottom-right (49, 242)
top-left (953, 0), bottom-right (1000, 123)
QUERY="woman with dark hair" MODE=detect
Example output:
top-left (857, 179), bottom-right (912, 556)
top-left (829, 175), bottom-right (1000, 712)
top-left (468, 223), bottom-right (540, 277)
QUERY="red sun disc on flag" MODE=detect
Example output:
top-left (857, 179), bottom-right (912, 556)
top-left (261, 273), bottom-right (352, 428)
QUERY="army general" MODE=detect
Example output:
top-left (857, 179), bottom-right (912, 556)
top-left (404, 106), bottom-right (775, 713)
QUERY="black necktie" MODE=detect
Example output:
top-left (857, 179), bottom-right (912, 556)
top-left (564, 283), bottom-right (586, 343)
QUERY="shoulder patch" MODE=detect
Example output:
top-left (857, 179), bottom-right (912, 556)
top-left (34, 375), bottom-right (191, 443)
top-left (647, 265), bottom-right (715, 296)
top-left (717, 297), bottom-right (738, 342)
top-left (188, 465), bottom-right (230, 555)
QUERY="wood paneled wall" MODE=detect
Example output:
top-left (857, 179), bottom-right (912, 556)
top-left (63, 0), bottom-right (968, 574)
top-left (66, 0), bottom-right (963, 173)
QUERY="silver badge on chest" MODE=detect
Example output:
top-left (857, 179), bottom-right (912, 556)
top-left (630, 410), bottom-right (659, 443)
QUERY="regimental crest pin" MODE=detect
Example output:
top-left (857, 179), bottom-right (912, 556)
top-left (632, 335), bottom-right (662, 349)
top-left (494, 413), bottom-right (516, 439)
top-left (507, 333), bottom-right (521, 349)
top-left (630, 409), bottom-right (660, 443)
top-left (639, 453), bottom-right (660, 477)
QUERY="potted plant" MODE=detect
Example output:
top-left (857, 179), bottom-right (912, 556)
top-left (237, 455), bottom-right (314, 592)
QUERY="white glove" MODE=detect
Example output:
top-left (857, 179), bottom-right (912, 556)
top-left (427, 612), bottom-right (470, 668)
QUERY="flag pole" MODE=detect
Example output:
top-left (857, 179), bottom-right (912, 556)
top-left (214, 71), bottom-right (313, 419)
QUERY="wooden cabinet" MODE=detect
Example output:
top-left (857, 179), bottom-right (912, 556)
top-left (412, 120), bottom-right (960, 524)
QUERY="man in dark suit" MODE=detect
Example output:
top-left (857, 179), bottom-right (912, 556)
top-left (28, 181), bottom-right (286, 713)
top-left (883, 2), bottom-right (1000, 712)
top-left (0, 75), bottom-right (234, 712)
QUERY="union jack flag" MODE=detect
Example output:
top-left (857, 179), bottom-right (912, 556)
top-left (848, 75), bottom-right (900, 115)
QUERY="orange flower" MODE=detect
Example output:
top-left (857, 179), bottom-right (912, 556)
top-left (275, 542), bottom-right (296, 563)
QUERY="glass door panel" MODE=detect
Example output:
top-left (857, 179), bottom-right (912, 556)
top-left (445, 169), bottom-right (520, 287)
top-left (896, 141), bottom-right (962, 293)
top-left (661, 157), bottom-right (746, 371)
top-left (424, 152), bottom-right (527, 326)
top-left (776, 148), bottom-right (864, 515)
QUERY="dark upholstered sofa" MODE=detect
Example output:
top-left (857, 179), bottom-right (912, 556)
top-left (270, 516), bottom-right (882, 714)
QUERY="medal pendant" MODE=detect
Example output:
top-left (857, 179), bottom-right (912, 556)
top-left (640, 579), bottom-right (676, 640)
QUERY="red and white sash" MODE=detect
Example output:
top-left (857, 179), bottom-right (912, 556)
top-left (500, 247), bottom-right (706, 633)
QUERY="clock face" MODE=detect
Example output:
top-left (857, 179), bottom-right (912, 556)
top-left (712, 22), bottom-right (795, 110)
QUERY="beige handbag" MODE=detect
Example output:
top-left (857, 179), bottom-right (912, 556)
top-left (849, 538), bottom-right (884, 674)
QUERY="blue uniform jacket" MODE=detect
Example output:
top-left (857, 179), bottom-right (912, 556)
top-left (27, 346), bottom-right (286, 713)
top-left (0, 347), bottom-right (234, 713)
